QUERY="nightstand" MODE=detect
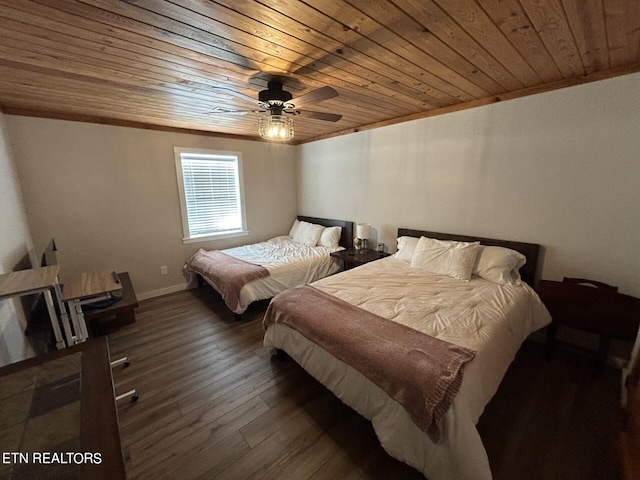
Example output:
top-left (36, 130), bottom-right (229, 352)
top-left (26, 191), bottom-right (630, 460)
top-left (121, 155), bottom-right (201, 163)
top-left (331, 249), bottom-right (391, 270)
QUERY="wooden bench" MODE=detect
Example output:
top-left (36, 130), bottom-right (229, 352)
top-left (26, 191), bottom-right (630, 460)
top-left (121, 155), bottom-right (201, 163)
top-left (84, 272), bottom-right (138, 336)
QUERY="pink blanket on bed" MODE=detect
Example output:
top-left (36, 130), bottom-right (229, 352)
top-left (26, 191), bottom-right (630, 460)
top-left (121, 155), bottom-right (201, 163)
top-left (263, 285), bottom-right (476, 442)
top-left (186, 249), bottom-right (270, 312)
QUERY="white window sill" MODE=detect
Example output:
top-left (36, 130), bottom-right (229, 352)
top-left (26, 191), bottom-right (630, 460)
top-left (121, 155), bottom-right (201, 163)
top-left (182, 230), bottom-right (249, 244)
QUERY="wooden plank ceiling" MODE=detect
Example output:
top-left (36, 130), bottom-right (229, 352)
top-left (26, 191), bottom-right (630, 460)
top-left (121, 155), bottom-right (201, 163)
top-left (0, 0), bottom-right (638, 144)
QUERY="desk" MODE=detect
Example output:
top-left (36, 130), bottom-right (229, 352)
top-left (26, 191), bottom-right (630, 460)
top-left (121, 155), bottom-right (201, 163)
top-left (0, 266), bottom-right (68, 349)
top-left (61, 271), bottom-right (122, 344)
top-left (0, 337), bottom-right (126, 480)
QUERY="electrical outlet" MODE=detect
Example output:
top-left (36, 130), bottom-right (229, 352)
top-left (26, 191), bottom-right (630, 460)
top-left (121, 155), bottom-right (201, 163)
top-left (160, 265), bottom-right (168, 275)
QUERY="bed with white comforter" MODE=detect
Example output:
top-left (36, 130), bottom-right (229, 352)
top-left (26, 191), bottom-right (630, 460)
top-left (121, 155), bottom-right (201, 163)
top-left (185, 217), bottom-right (352, 314)
top-left (263, 232), bottom-right (551, 480)
top-left (214, 236), bottom-right (343, 313)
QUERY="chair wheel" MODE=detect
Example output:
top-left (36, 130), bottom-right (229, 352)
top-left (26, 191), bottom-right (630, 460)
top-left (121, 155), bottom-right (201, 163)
top-left (123, 361), bottom-right (130, 368)
top-left (132, 394), bottom-right (139, 402)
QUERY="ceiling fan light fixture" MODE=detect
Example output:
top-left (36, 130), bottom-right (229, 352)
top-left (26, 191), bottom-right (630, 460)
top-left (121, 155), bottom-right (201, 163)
top-left (259, 114), bottom-right (294, 141)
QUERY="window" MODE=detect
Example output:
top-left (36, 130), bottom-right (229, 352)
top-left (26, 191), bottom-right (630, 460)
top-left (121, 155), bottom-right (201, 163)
top-left (174, 147), bottom-right (247, 243)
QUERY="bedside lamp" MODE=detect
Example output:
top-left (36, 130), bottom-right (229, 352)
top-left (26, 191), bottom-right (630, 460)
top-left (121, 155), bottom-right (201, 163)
top-left (356, 223), bottom-right (371, 251)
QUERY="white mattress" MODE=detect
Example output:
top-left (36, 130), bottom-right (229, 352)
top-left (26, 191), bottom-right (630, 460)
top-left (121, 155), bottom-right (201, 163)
top-left (219, 236), bottom-right (343, 313)
top-left (263, 256), bottom-right (551, 480)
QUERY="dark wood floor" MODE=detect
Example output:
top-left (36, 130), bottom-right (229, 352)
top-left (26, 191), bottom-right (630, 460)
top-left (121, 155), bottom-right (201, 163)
top-left (107, 287), bottom-right (623, 480)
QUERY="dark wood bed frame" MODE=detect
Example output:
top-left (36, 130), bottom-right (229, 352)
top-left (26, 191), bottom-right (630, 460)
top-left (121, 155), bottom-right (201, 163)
top-left (298, 215), bottom-right (353, 250)
top-left (397, 228), bottom-right (541, 287)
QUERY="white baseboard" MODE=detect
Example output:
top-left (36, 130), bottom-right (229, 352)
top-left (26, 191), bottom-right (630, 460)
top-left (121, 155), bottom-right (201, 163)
top-left (137, 282), bottom-right (193, 301)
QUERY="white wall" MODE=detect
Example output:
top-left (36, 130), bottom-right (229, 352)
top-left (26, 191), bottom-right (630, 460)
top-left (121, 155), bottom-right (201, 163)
top-left (298, 73), bottom-right (640, 298)
top-left (4, 74), bottom-right (639, 359)
top-left (0, 112), bottom-right (37, 364)
top-left (7, 118), bottom-right (298, 298)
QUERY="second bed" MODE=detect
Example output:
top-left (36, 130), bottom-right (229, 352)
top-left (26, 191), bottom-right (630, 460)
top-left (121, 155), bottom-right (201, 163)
top-left (263, 228), bottom-right (551, 480)
top-left (185, 216), bottom-right (352, 315)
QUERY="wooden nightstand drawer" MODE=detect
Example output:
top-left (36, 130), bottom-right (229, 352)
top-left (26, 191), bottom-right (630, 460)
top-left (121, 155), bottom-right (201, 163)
top-left (331, 249), bottom-right (391, 270)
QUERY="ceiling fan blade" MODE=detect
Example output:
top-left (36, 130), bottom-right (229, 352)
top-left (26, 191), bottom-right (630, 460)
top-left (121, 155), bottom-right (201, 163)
top-left (292, 86), bottom-right (339, 109)
top-left (204, 107), bottom-right (262, 115)
top-left (211, 86), bottom-right (258, 105)
top-left (296, 110), bottom-right (342, 122)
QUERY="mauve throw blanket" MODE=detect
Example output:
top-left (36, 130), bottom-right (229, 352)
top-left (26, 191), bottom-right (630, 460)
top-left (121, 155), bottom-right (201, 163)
top-left (186, 249), bottom-right (270, 312)
top-left (263, 285), bottom-right (476, 442)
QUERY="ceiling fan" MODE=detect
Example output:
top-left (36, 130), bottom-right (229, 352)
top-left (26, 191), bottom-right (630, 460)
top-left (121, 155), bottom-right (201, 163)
top-left (209, 80), bottom-right (342, 141)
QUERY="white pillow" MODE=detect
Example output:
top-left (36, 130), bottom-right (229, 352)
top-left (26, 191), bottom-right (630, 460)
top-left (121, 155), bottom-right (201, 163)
top-left (288, 219), bottom-right (300, 238)
top-left (473, 245), bottom-right (526, 285)
top-left (268, 235), bottom-right (290, 243)
top-left (318, 226), bottom-right (341, 248)
top-left (292, 221), bottom-right (324, 246)
top-left (410, 237), bottom-right (480, 281)
top-left (394, 236), bottom-right (420, 262)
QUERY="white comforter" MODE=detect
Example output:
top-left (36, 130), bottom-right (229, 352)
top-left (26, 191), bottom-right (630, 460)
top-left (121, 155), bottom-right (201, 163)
top-left (216, 236), bottom-right (343, 313)
top-left (263, 256), bottom-right (551, 480)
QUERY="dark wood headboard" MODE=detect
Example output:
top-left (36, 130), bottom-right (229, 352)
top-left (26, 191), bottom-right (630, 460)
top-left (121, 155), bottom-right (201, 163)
top-left (298, 216), bottom-right (353, 250)
top-left (397, 228), bottom-right (541, 287)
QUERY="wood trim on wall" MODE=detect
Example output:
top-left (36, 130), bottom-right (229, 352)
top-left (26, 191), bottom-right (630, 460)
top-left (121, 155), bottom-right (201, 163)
top-left (1, 107), bottom-right (264, 142)
top-left (302, 65), bottom-right (640, 144)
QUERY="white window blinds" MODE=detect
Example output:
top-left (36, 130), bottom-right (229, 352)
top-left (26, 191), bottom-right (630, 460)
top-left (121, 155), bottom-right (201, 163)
top-left (175, 148), bottom-right (247, 242)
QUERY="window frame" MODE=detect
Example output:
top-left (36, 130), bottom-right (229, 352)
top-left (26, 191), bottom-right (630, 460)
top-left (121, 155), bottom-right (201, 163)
top-left (174, 147), bottom-right (248, 244)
